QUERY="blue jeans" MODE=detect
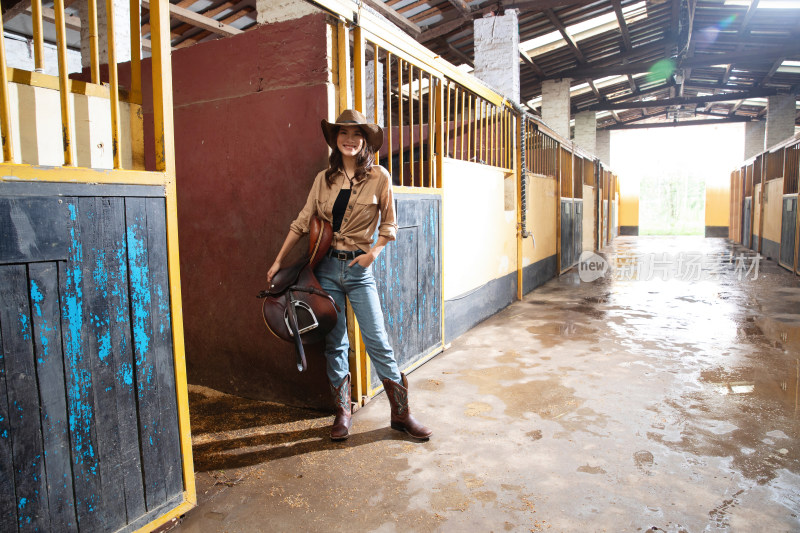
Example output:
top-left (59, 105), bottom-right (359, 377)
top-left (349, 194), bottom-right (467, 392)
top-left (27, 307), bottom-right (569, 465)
top-left (315, 253), bottom-right (402, 388)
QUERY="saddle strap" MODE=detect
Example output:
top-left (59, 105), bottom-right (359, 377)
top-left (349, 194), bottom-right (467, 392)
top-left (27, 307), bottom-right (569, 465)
top-left (290, 285), bottom-right (341, 312)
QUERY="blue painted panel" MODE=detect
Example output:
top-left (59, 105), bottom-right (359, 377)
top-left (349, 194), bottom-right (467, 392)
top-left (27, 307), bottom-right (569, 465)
top-left (371, 194), bottom-right (442, 388)
top-left (0, 184), bottom-right (183, 533)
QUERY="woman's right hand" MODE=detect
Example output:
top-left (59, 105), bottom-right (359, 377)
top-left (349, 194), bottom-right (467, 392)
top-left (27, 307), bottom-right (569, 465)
top-left (266, 260), bottom-right (281, 286)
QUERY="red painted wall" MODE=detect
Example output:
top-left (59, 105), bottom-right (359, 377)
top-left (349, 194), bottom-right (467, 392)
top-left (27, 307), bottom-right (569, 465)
top-left (163, 14), bottom-right (334, 408)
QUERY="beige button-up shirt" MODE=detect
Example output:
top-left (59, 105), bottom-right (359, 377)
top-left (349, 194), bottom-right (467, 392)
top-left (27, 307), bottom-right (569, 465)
top-left (289, 166), bottom-right (398, 252)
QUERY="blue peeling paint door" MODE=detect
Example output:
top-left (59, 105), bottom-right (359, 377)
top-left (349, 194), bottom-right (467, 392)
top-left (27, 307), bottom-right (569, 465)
top-left (0, 183), bottom-right (184, 532)
top-left (371, 193), bottom-right (442, 389)
top-left (743, 197), bottom-right (752, 249)
top-left (780, 196), bottom-right (797, 271)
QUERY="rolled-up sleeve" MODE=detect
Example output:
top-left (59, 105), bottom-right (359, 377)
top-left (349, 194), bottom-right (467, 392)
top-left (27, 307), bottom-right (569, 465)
top-left (289, 172), bottom-right (322, 235)
top-left (378, 171), bottom-right (398, 241)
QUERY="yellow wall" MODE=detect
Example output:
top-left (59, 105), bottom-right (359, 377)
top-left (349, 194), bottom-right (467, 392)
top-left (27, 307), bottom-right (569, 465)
top-left (583, 184), bottom-right (596, 251)
top-left (521, 174), bottom-right (557, 268)
top-left (442, 158), bottom-right (517, 299)
top-left (752, 184), bottom-right (762, 238)
top-left (763, 178), bottom-right (784, 243)
top-left (10, 82), bottom-right (141, 169)
top-left (618, 180), bottom-right (639, 227)
top-left (704, 183), bottom-right (730, 227)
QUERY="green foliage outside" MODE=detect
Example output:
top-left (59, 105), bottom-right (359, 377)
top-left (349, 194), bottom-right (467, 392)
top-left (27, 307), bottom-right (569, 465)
top-left (639, 171), bottom-right (705, 236)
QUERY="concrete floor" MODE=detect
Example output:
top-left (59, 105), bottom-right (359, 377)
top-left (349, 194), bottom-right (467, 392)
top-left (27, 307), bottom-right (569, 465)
top-left (174, 237), bottom-right (800, 532)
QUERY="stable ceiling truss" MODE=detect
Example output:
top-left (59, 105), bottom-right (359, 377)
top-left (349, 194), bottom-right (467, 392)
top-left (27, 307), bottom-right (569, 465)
top-left (2, 0), bottom-right (798, 129)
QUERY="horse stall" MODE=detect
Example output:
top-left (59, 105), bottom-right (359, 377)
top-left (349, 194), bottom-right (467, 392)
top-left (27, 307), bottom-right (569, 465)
top-left (0, 2), bottom-right (194, 531)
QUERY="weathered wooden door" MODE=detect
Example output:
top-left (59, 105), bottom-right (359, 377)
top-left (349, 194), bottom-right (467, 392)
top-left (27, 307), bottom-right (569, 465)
top-left (371, 193), bottom-right (442, 390)
top-left (743, 198), bottom-right (752, 249)
top-left (0, 184), bottom-right (186, 532)
top-left (780, 196), bottom-right (797, 271)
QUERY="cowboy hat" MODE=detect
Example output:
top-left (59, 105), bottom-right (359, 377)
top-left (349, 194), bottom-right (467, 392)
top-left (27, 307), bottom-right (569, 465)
top-left (321, 109), bottom-right (383, 152)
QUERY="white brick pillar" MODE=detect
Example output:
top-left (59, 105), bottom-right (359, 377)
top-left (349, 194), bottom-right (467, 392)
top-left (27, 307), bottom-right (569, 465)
top-left (766, 93), bottom-right (796, 149)
top-left (744, 120), bottom-right (765, 160)
top-left (257, 0), bottom-right (320, 23)
top-left (596, 129), bottom-right (611, 167)
top-left (365, 60), bottom-right (384, 126)
top-left (541, 79), bottom-right (571, 139)
top-left (573, 110), bottom-right (597, 153)
top-left (78, 0), bottom-right (134, 67)
top-left (473, 11), bottom-right (520, 103)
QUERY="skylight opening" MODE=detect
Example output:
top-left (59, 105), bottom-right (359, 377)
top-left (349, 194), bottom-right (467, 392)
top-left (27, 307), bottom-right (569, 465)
top-left (724, 0), bottom-right (800, 8)
top-left (520, 1), bottom-right (648, 58)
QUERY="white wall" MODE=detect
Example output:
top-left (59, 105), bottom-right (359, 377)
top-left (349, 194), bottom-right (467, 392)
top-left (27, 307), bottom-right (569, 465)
top-left (8, 81), bottom-right (141, 169)
top-left (442, 158), bottom-right (517, 299)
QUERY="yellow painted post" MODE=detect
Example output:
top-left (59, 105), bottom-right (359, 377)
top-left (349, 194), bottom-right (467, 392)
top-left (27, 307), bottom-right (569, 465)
top-left (31, 0), bottom-right (45, 72)
top-left (130, 0), bottom-right (142, 103)
top-left (373, 43), bottom-right (379, 166)
top-left (428, 73), bottom-right (433, 187)
top-left (516, 113), bottom-right (523, 300)
top-left (353, 25), bottom-right (365, 113)
top-left (418, 70), bottom-right (423, 183)
top-left (149, 0), bottom-right (196, 508)
top-left (337, 21), bottom-right (350, 113)
top-left (467, 94), bottom-right (472, 163)
top-left (386, 52), bottom-right (393, 176)
top-left (105, 0), bottom-right (122, 169)
top-left (87, 0), bottom-right (100, 84)
top-left (0, 9), bottom-right (15, 163)
top-left (459, 90), bottom-right (465, 161)
top-left (409, 65), bottom-right (415, 186)
top-left (444, 81), bottom-right (450, 159)
top-left (54, 0), bottom-right (75, 166)
top-left (398, 59), bottom-right (404, 186)
top-left (346, 303), bottom-right (366, 404)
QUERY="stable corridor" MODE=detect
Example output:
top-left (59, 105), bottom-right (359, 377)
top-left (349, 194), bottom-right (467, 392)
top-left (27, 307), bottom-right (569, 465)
top-left (177, 236), bottom-right (800, 532)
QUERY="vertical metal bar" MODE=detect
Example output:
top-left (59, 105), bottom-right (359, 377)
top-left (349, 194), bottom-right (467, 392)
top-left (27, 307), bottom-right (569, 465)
top-left (483, 100), bottom-right (488, 164)
top-left (87, 0), bottom-right (100, 84)
top-left (30, 0), bottom-right (45, 71)
top-left (149, 0), bottom-right (196, 507)
top-left (337, 22), bottom-right (350, 113)
top-left (428, 73), bottom-right (433, 186)
top-left (398, 59), bottom-right (404, 186)
top-left (353, 25), bottom-right (365, 113)
top-left (130, 0), bottom-right (142, 103)
top-left (386, 52), bottom-right (393, 176)
top-left (409, 64), bottom-right (414, 187)
top-left (435, 77), bottom-right (444, 188)
top-left (373, 43), bottom-right (380, 166)
top-left (54, 0), bottom-right (75, 166)
top-left (418, 69), bottom-right (423, 184)
top-left (459, 89), bottom-right (465, 161)
top-left (491, 105), bottom-right (496, 167)
top-left (445, 81), bottom-right (451, 158)
top-left (0, 9), bottom-right (15, 162)
top-left (105, 0), bottom-right (122, 169)
top-left (467, 94), bottom-right (472, 163)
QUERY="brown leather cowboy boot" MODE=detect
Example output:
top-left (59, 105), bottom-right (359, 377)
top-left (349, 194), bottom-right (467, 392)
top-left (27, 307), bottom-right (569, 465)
top-left (382, 373), bottom-right (433, 440)
top-left (330, 374), bottom-right (352, 441)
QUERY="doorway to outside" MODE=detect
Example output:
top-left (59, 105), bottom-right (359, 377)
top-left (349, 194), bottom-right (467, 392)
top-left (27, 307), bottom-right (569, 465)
top-left (612, 123), bottom-right (745, 236)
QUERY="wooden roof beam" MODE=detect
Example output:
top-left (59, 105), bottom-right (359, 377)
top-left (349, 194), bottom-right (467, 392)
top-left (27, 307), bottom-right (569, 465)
top-left (738, 0), bottom-right (761, 38)
top-left (362, 0), bottom-right (421, 38)
top-left (613, 0), bottom-right (632, 52)
top-left (605, 116), bottom-right (753, 130)
top-left (141, 0), bottom-right (243, 36)
top-left (445, 0), bottom-right (472, 18)
top-left (544, 8), bottom-right (586, 64)
top-left (589, 88), bottom-right (779, 111)
top-left (554, 45), bottom-right (800, 80)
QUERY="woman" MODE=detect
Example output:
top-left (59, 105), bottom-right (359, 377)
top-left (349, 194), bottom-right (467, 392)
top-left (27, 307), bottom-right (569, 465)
top-left (267, 109), bottom-right (432, 441)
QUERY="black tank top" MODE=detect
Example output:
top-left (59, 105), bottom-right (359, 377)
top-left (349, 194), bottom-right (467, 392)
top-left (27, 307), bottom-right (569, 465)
top-left (332, 188), bottom-right (352, 233)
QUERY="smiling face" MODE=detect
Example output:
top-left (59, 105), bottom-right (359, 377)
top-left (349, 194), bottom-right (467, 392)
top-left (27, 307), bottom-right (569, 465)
top-left (336, 126), bottom-right (366, 159)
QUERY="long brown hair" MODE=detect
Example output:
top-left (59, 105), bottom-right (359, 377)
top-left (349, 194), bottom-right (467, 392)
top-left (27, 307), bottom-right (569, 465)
top-left (324, 126), bottom-right (375, 186)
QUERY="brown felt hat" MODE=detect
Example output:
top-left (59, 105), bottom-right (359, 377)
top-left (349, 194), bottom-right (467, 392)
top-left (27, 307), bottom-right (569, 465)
top-left (321, 109), bottom-right (384, 152)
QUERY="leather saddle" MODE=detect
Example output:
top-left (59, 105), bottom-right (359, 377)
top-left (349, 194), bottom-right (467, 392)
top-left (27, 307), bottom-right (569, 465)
top-left (258, 217), bottom-right (339, 372)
